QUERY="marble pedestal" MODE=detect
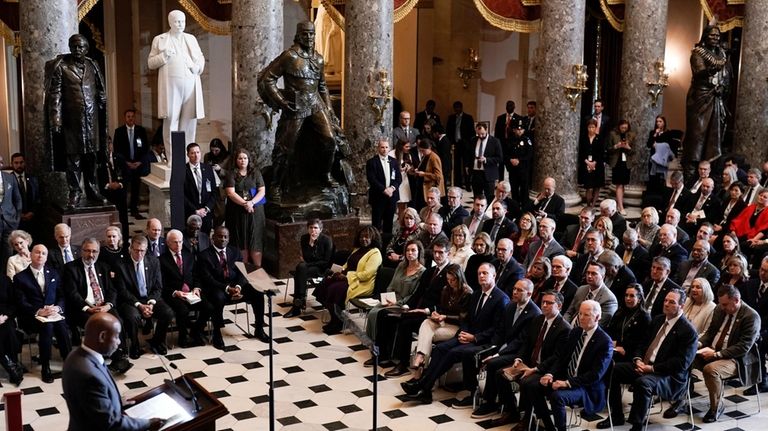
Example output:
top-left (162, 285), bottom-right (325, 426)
top-left (142, 163), bottom-right (171, 227)
top-left (263, 216), bottom-right (359, 278)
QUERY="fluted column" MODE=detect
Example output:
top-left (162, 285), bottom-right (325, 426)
top-left (232, 0), bottom-right (283, 168)
top-left (343, 0), bottom-right (393, 207)
top-left (733, 0), bottom-right (768, 167)
top-left (20, 1), bottom-right (78, 174)
top-left (618, 0), bottom-right (668, 188)
top-left (533, 0), bottom-right (586, 206)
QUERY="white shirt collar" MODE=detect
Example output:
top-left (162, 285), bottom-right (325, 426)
top-left (81, 343), bottom-right (105, 365)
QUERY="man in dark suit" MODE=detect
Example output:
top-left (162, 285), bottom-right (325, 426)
top-left (160, 229), bottom-right (209, 347)
top-left (413, 99), bottom-right (441, 132)
top-left (616, 228), bottom-right (651, 283)
top-left (62, 312), bottom-right (162, 431)
top-left (504, 118), bottom-right (534, 202)
top-left (599, 199), bottom-right (627, 240)
top-left (114, 235), bottom-right (174, 358)
top-left (661, 171), bottom-right (692, 215)
top-left (694, 284), bottom-right (761, 422)
top-left (540, 256), bottom-right (579, 312)
top-left (585, 98), bottom-right (611, 137)
top-left (526, 177), bottom-right (566, 223)
top-left (99, 139), bottom-right (129, 240)
top-left (485, 180), bottom-right (523, 222)
top-left (445, 101), bottom-right (475, 188)
top-left (643, 257), bottom-right (681, 317)
top-left (674, 239), bottom-right (720, 290)
top-left (197, 226), bottom-right (269, 348)
top-left (463, 278), bottom-right (541, 413)
top-left (469, 122), bottom-right (502, 201)
top-left (562, 207), bottom-right (595, 259)
top-left (0, 167), bottom-right (21, 264)
top-left (430, 123), bottom-right (453, 188)
top-left (401, 262), bottom-right (510, 404)
top-left (183, 214), bottom-right (210, 256)
top-left (523, 299), bottom-right (613, 431)
top-left (482, 200), bottom-right (518, 244)
top-left (598, 288), bottom-right (698, 431)
top-left (570, 229), bottom-right (606, 284)
top-left (523, 217), bottom-right (565, 269)
top-left (62, 237), bottom-right (130, 373)
top-left (10, 153), bottom-right (40, 235)
top-left (648, 224), bottom-right (689, 276)
top-left (464, 195), bottom-right (489, 238)
top-left (184, 142), bottom-right (218, 233)
top-left (482, 290), bottom-right (571, 427)
top-left (681, 177), bottom-right (721, 236)
top-left (145, 218), bottom-right (167, 258)
top-left (417, 213), bottom-right (449, 267)
top-left (738, 256), bottom-right (768, 394)
top-left (598, 250), bottom-right (637, 300)
top-left (366, 138), bottom-right (401, 235)
top-left (563, 262), bottom-right (618, 327)
top-left (48, 223), bottom-right (80, 271)
top-left (439, 186), bottom-right (469, 235)
top-left (686, 160), bottom-right (713, 194)
top-left (13, 244), bottom-right (72, 383)
top-left (494, 100), bottom-right (524, 182)
top-left (113, 109), bottom-right (149, 218)
top-left (494, 238), bottom-right (526, 295)
top-left (392, 111), bottom-right (419, 148)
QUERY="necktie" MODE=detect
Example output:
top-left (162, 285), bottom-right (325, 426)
top-left (643, 321), bottom-right (668, 364)
top-left (568, 332), bottom-right (587, 377)
top-left (744, 187), bottom-right (754, 203)
top-left (668, 189), bottom-right (679, 210)
top-left (586, 289), bottom-right (595, 300)
top-left (759, 283), bottom-right (767, 300)
top-left (571, 229), bottom-right (584, 252)
top-left (475, 292), bottom-right (487, 315)
top-left (490, 222), bottom-right (501, 242)
top-left (128, 128), bottom-right (135, 159)
top-left (150, 241), bottom-right (158, 256)
top-left (714, 314), bottom-right (734, 351)
top-left (469, 216), bottom-right (480, 235)
top-left (218, 250), bottom-right (230, 278)
top-left (623, 249), bottom-right (632, 265)
top-left (694, 194), bottom-right (707, 211)
top-left (534, 242), bottom-right (546, 261)
top-left (193, 166), bottom-right (202, 197)
top-left (17, 175), bottom-right (25, 202)
top-left (64, 248), bottom-right (73, 263)
top-left (531, 320), bottom-right (548, 366)
top-left (512, 306), bottom-right (521, 325)
top-left (505, 115), bottom-right (511, 139)
top-left (496, 261), bottom-right (506, 281)
top-left (36, 270), bottom-right (45, 293)
top-left (136, 262), bottom-right (147, 297)
top-left (88, 266), bottom-right (104, 305)
top-left (645, 283), bottom-right (658, 309)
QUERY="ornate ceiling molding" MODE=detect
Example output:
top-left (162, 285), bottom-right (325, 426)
top-left (472, 0), bottom-right (540, 33)
top-left (599, 0), bottom-right (624, 32)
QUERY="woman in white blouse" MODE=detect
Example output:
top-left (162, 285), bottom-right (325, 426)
top-left (447, 224), bottom-right (474, 270)
top-left (682, 277), bottom-right (716, 336)
top-left (7, 230), bottom-right (32, 280)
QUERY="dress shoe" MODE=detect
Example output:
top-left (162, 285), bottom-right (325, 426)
top-left (470, 402), bottom-right (498, 418)
top-left (511, 420), bottom-right (534, 431)
top-left (406, 389), bottom-right (432, 404)
top-left (452, 395), bottom-right (474, 409)
top-left (212, 333), bottom-right (226, 350)
top-left (41, 364), bottom-right (54, 384)
top-left (129, 345), bottom-right (143, 360)
top-left (744, 383), bottom-right (768, 395)
top-left (1, 356), bottom-right (23, 386)
top-left (384, 363), bottom-right (410, 378)
top-left (662, 400), bottom-right (682, 419)
top-left (629, 424), bottom-right (643, 431)
top-left (149, 341), bottom-right (168, 356)
top-left (108, 358), bottom-right (133, 374)
top-left (596, 417), bottom-right (623, 429)
top-left (703, 402), bottom-right (724, 423)
top-left (489, 411), bottom-right (519, 427)
top-left (284, 306), bottom-right (302, 318)
top-left (400, 380), bottom-right (421, 395)
top-left (322, 322), bottom-right (342, 335)
top-left (254, 329), bottom-right (270, 343)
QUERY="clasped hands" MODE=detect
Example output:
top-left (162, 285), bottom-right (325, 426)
top-left (226, 285), bottom-right (243, 301)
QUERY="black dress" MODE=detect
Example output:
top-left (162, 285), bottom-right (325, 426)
top-left (224, 169), bottom-right (266, 251)
top-left (577, 134), bottom-right (605, 188)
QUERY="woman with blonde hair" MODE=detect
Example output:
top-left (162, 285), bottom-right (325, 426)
top-left (448, 224), bottom-right (474, 270)
top-left (7, 230), bottom-right (32, 279)
top-left (683, 277), bottom-right (716, 336)
top-left (595, 216), bottom-right (618, 250)
top-left (637, 207), bottom-right (660, 248)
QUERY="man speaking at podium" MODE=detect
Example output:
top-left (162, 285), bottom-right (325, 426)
top-left (62, 312), bottom-right (163, 430)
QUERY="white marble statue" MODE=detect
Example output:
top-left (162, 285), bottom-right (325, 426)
top-left (147, 10), bottom-right (205, 164)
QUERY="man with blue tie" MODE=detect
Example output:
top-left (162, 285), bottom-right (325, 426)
top-left (13, 244), bottom-right (72, 383)
top-left (366, 137), bottom-right (402, 234)
top-left (48, 223), bottom-right (79, 271)
top-left (115, 235), bottom-right (173, 359)
top-left (145, 218), bottom-right (167, 258)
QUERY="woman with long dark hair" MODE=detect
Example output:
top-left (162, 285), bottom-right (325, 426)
top-left (224, 148), bottom-right (266, 267)
top-left (608, 120), bottom-right (635, 215)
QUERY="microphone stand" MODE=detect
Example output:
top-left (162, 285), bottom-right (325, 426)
top-left (264, 288), bottom-right (278, 431)
top-left (341, 310), bottom-right (378, 430)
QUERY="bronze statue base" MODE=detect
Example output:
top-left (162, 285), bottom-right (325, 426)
top-left (264, 183), bottom-right (351, 223)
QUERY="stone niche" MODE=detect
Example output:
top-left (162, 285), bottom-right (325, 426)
top-left (47, 205), bottom-right (119, 246)
top-left (263, 216), bottom-right (360, 279)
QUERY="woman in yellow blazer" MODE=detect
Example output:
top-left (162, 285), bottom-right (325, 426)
top-left (315, 225), bottom-right (382, 334)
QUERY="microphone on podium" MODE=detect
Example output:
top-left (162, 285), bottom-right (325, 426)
top-left (170, 362), bottom-right (201, 412)
top-left (156, 354), bottom-right (192, 400)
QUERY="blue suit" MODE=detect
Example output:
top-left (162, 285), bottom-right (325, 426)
top-left (62, 347), bottom-right (150, 431)
top-left (528, 326), bottom-right (613, 430)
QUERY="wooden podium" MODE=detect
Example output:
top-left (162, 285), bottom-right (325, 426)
top-left (130, 374), bottom-right (228, 431)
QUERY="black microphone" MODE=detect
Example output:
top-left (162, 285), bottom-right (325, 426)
top-left (170, 362), bottom-right (201, 412)
top-left (157, 355), bottom-right (192, 400)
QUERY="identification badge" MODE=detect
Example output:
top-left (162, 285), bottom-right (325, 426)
top-left (205, 180), bottom-right (212, 192)
top-left (136, 138), bottom-right (143, 148)
top-left (391, 168), bottom-right (396, 181)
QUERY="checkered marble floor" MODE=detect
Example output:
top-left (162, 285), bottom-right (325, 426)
top-left (0, 275), bottom-right (766, 431)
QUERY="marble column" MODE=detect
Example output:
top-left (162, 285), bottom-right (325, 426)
top-left (618, 0), bottom-right (668, 194)
top-left (232, 0), bottom-right (283, 168)
top-left (733, 0), bottom-right (768, 167)
top-left (533, 0), bottom-right (585, 206)
top-left (343, 0), bottom-right (393, 210)
top-left (19, 1), bottom-right (78, 174)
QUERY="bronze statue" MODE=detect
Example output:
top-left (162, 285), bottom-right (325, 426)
top-left (257, 21), bottom-right (348, 203)
top-left (44, 34), bottom-right (108, 208)
top-left (681, 24), bottom-right (732, 178)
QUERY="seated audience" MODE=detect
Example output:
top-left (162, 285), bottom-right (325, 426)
top-left (485, 180), bottom-right (522, 222)
top-left (692, 285), bottom-right (760, 423)
top-left (159, 229), bottom-right (209, 348)
top-left (540, 255), bottom-right (578, 312)
top-left (599, 288), bottom-right (697, 431)
top-left (447, 224), bottom-right (474, 270)
top-left (511, 211), bottom-right (538, 262)
top-left (6, 229), bottom-right (32, 279)
top-left (616, 228), bottom-right (651, 282)
top-left (384, 208), bottom-right (421, 268)
top-left (598, 249), bottom-right (637, 300)
top-left (315, 225), bottom-right (382, 335)
top-left (595, 216), bottom-right (618, 250)
top-left (183, 214), bottom-right (211, 256)
top-left (523, 217), bottom-right (564, 269)
top-left (13, 244), bottom-right (72, 383)
top-left (730, 189), bottom-right (768, 266)
top-left (600, 198), bottom-right (627, 240)
top-left (464, 195), bottom-right (489, 239)
top-left (400, 263), bottom-right (509, 404)
top-left (418, 187), bottom-right (442, 227)
top-left (674, 239), bottom-right (720, 290)
top-left (715, 254), bottom-right (750, 293)
top-left (570, 229), bottom-right (606, 284)
top-left (286, 219), bottom-right (334, 318)
top-left (637, 207), bottom-right (661, 249)
top-left (682, 222), bottom-right (716, 253)
top-left (521, 300), bottom-right (613, 431)
top-left (682, 177), bottom-right (721, 236)
top-left (718, 166), bottom-right (739, 203)
top-left (648, 224), bottom-right (689, 276)
top-left (417, 213), bottom-right (449, 267)
top-left (439, 187), bottom-right (469, 235)
top-left (655, 208), bottom-right (690, 246)
top-left (712, 182), bottom-right (747, 239)
top-left (100, 226), bottom-right (127, 268)
top-left (528, 257), bottom-right (552, 304)
top-left (0, 276), bottom-right (22, 385)
top-left (494, 238), bottom-right (526, 295)
top-left (605, 283), bottom-right (650, 363)
top-left (563, 261), bottom-right (618, 327)
top-left (643, 257), bottom-right (681, 317)
top-left (145, 218), bottom-right (166, 258)
top-left (48, 223), bottom-right (79, 271)
top-left (482, 200), bottom-right (518, 244)
top-left (683, 277), bottom-right (716, 336)
top-left (562, 207), bottom-right (594, 258)
top-left (465, 233), bottom-right (494, 290)
top-left (526, 177), bottom-right (566, 223)
top-left (738, 256), bottom-right (768, 394)
top-left (197, 226), bottom-right (269, 347)
top-left (712, 231), bottom-right (745, 272)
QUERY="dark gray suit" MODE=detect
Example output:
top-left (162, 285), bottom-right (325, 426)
top-left (62, 347), bottom-right (150, 430)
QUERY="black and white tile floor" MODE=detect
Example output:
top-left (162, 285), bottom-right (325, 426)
top-left (0, 281), bottom-right (765, 431)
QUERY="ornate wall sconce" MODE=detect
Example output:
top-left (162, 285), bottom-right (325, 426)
top-left (563, 64), bottom-right (588, 111)
top-left (367, 69), bottom-right (392, 127)
top-left (646, 60), bottom-right (669, 107)
top-left (457, 48), bottom-right (481, 89)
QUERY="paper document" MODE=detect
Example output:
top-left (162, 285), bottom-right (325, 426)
top-left (181, 292), bottom-right (201, 304)
top-left (235, 263), bottom-right (279, 293)
top-left (380, 292), bottom-right (397, 305)
top-left (358, 298), bottom-right (380, 307)
top-left (125, 392), bottom-right (193, 430)
top-left (36, 313), bottom-right (65, 323)
top-left (330, 263), bottom-right (344, 274)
